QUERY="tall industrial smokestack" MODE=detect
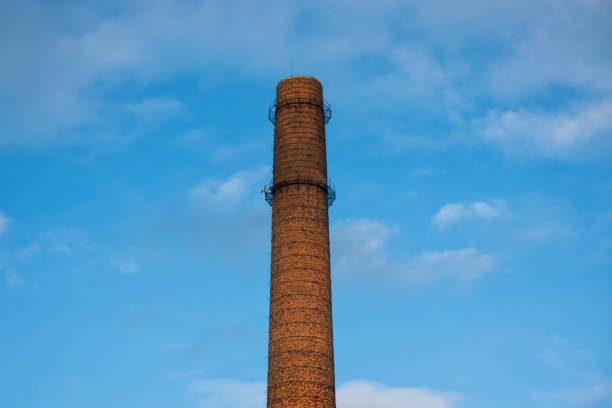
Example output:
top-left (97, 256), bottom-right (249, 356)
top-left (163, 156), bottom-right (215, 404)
top-left (264, 76), bottom-right (336, 407)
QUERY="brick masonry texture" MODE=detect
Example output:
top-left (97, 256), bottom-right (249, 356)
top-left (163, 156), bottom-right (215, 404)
top-left (267, 76), bottom-right (336, 408)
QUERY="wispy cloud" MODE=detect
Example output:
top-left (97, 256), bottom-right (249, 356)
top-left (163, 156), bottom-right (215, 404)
top-left (123, 97), bottom-right (186, 120)
top-left (43, 228), bottom-right (94, 255)
top-left (518, 221), bottom-right (573, 242)
top-left (410, 248), bottom-right (497, 282)
top-left (189, 166), bottom-right (270, 207)
top-left (332, 218), bottom-right (497, 283)
top-left (533, 335), bottom-right (610, 406)
top-left (532, 381), bottom-right (612, 406)
top-left (128, 166), bottom-right (271, 263)
top-left (2, 0), bottom-right (610, 158)
top-left (4, 269), bottom-right (25, 289)
top-left (15, 244), bottom-right (41, 261)
top-left (476, 101), bottom-right (612, 158)
top-left (432, 200), bottom-right (510, 227)
top-left (112, 255), bottom-right (141, 275)
top-left (1, 227), bottom-right (97, 289)
top-left (539, 335), bottom-right (574, 376)
top-left (3, 268), bottom-right (36, 290)
top-left (0, 211), bottom-right (10, 235)
top-left (410, 167), bottom-right (445, 177)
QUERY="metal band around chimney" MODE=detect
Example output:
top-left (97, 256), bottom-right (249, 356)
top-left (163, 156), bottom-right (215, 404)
top-left (268, 98), bottom-right (332, 125)
top-left (264, 179), bottom-right (336, 207)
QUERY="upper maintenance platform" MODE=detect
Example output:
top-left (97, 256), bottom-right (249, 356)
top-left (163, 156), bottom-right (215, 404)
top-left (264, 75), bottom-right (335, 207)
top-left (269, 76), bottom-right (332, 125)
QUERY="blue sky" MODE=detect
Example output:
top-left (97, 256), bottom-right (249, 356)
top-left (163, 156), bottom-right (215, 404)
top-left (1, 1), bottom-right (611, 407)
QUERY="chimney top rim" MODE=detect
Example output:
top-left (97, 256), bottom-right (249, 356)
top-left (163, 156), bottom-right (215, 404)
top-left (278, 75), bottom-right (322, 86)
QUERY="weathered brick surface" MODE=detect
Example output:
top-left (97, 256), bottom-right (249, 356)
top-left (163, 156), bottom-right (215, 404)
top-left (268, 381), bottom-right (335, 401)
top-left (269, 336), bottom-right (333, 356)
top-left (269, 396), bottom-right (335, 408)
top-left (267, 76), bottom-right (336, 407)
top-left (270, 294), bottom-right (332, 315)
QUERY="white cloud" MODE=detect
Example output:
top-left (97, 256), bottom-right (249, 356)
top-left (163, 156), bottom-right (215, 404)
top-left (332, 218), bottom-right (497, 283)
top-left (189, 167), bottom-right (270, 207)
top-left (432, 200), bottom-right (510, 227)
top-left (0, 212), bottom-right (10, 235)
top-left (123, 97), bottom-right (186, 119)
top-left (477, 101), bottom-right (612, 158)
top-left (338, 380), bottom-right (461, 408)
top-left (113, 256), bottom-right (141, 275)
top-left (532, 381), bottom-right (612, 406)
top-left (189, 379), bottom-right (266, 408)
